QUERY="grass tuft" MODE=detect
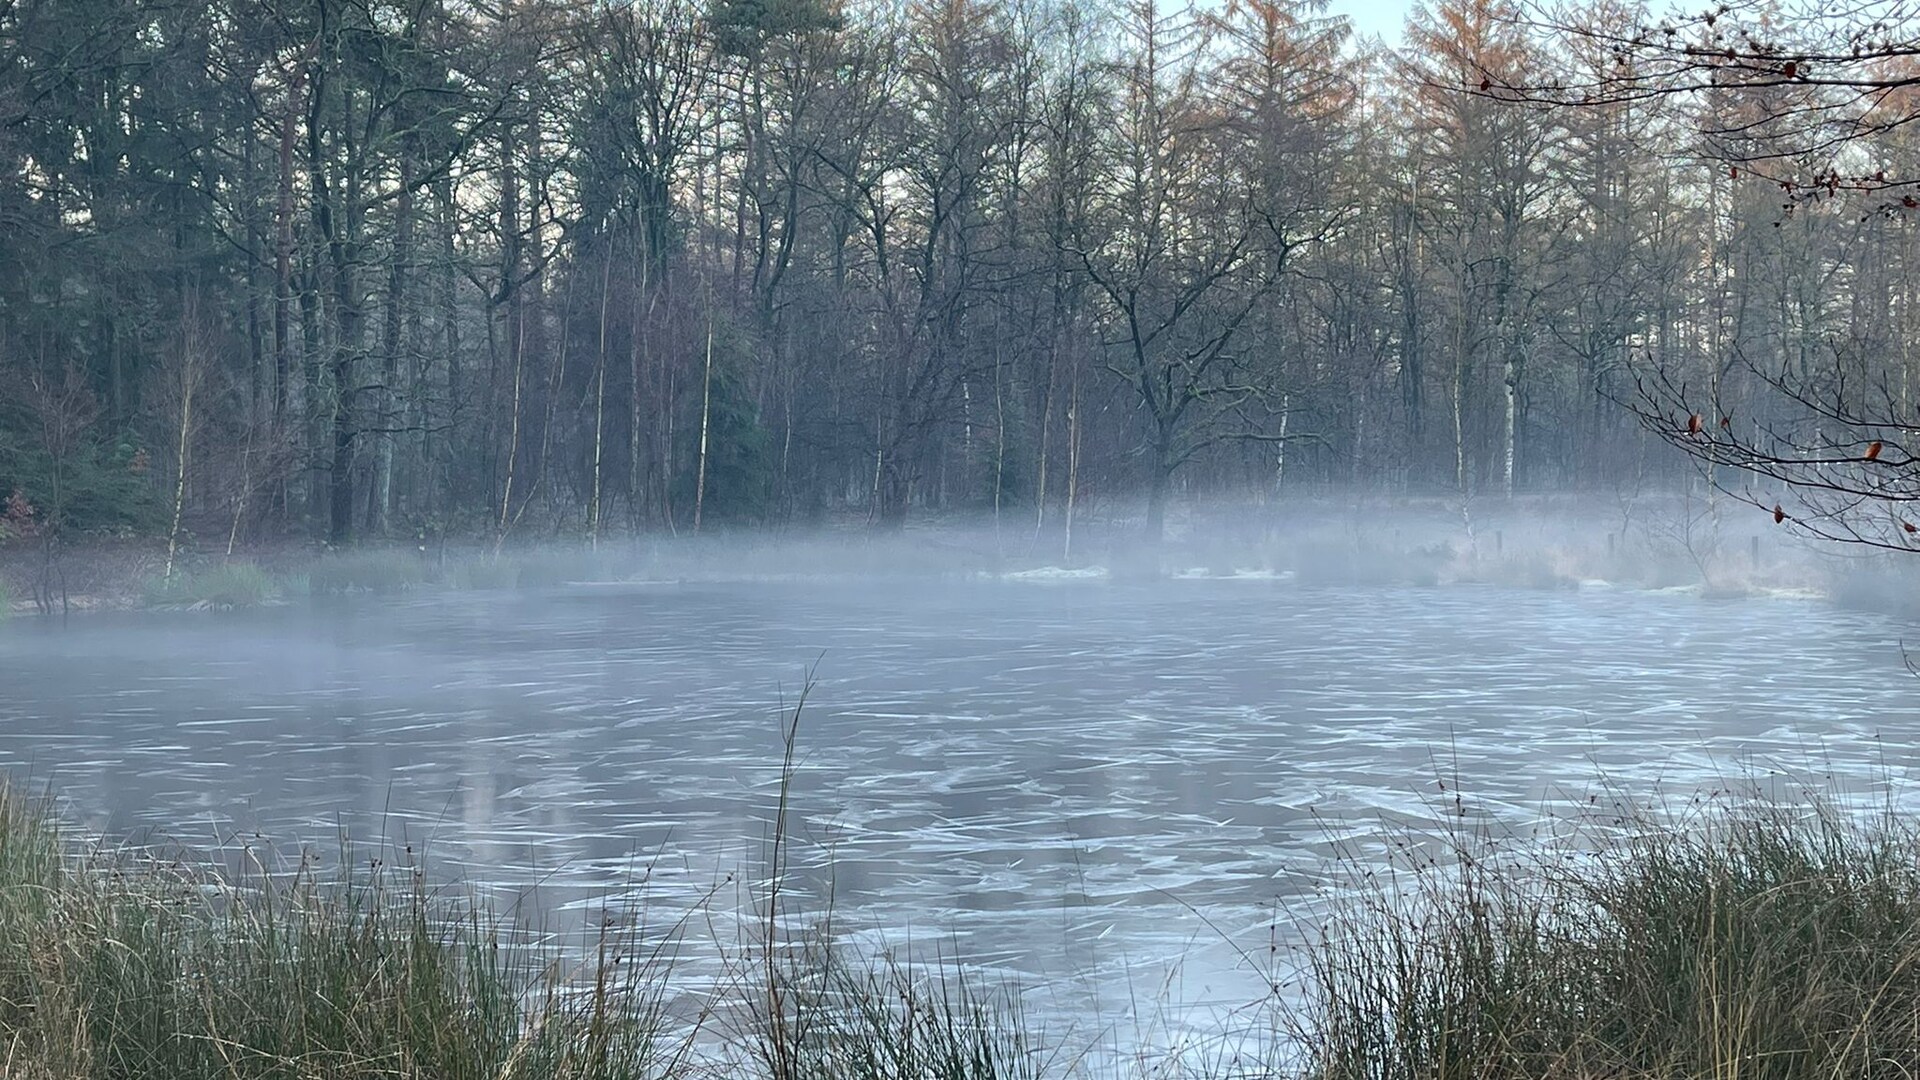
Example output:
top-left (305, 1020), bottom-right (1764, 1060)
top-left (306, 549), bottom-right (625, 595)
top-left (448, 555), bottom-right (520, 590)
top-left (0, 783), bottom-right (688, 1080)
top-left (142, 561), bottom-right (278, 608)
top-left (309, 549), bottom-right (438, 595)
top-left (17, 759), bottom-right (1919, 1079)
top-left (0, 778), bottom-right (1050, 1080)
top-left (1299, 796), bottom-right (1920, 1080)
top-left (746, 937), bottom-right (1046, 1080)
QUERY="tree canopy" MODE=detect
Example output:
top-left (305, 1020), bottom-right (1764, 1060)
top-left (1, 0), bottom-right (1915, 548)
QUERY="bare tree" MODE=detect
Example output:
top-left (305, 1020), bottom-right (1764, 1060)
top-left (1481, 0), bottom-right (1920, 546)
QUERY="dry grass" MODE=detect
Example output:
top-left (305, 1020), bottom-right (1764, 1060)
top-left (0, 717), bottom-right (1058, 1080)
top-left (9, 764), bottom-right (1920, 1080)
top-left (1297, 795), bottom-right (1920, 1080)
top-left (0, 785), bottom-right (689, 1079)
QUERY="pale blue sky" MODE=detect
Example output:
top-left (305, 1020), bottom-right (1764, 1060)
top-left (1324, 0), bottom-right (1414, 43)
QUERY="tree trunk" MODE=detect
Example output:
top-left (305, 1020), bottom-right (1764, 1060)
top-left (328, 352), bottom-right (358, 545)
top-left (299, 266), bottom-right (323, 527)
top-left (436, 182), bottom-right (461, 522)
top-left (692, 304), bottom-right (715, 532)
top-left (497, 307), bottom-right (526, 539)
top-left (590, 240), bottom-right (612, 547)
top-left (370, 146), bottom-right (414, 537)
top-left (877, 462), bottom-right (911, 530)
top-left (274, 94), bottom-right (298, 431)
top-left (311, 64), bottom-right (362, 546)
top-left (1452, 362), bottom-right (1468, 498)
top-left (1275, 392), bottom-right (1291, 493)
top-left (1063, 362), bottom-right (1080, 562)
top-left (1501, 352), bottom-right (1518, 498)
top-left (1146, 450), bottom-right (1172, 545)
top-left (164, 331), bottom-right (197, 584)
top-left (495, 118), bottom-right (524, 538)
top-left (1033, 335), bottom-right (1056, 539)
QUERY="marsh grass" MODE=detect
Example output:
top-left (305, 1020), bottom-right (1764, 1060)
top-left (309, 549), bottom-right (439, 595)
top-left (511, 551), bottom-right (626, 587)
top-left (725, 677), bottom-right (1060, 1080)
top-left (0, 725), bottom-right (1058, 1080)
top-left (0, 785), bottom-right (689, 1079)
top-left (142, 561), bottom-right (278, 608)
top-left (1299, 794), bottom-right (1920, 1080)
top-left (449, 555), bottom-right (523, 590)
top-left (12, 761), bottom-right (1920, 1080)
top-left (780, 949), bottom-right (1047, 1080)
top-left (305, 548), bottom-right (629, 595)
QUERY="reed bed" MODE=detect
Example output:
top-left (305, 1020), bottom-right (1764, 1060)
top-left (0, 787), bottom-right (683, 1079)
top-left (1298, 795), bottom-right (1920, 1080)
top-left (8, 774), bottom-right (1920, 1079)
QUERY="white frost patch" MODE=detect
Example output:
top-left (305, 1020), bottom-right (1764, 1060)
top-left (1750, 586), bottom-right (1826, 602)
top-left (1001, 566), bottom-right (1110, 582)
top-left (1171, 567), bottom-right (1295, 581)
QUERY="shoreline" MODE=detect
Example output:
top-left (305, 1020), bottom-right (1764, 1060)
top-left (6, 773), bottom-right (1920, 1078)
top-left (0, 524), bottom-right (1855, 618)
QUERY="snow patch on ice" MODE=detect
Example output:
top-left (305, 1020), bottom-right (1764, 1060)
top-left (1170, 567), bottom-right (1297, 581)
top-left (1001, 566), bottom-right (1110, 582)
top-left (1750, 586), bottom-right (1826, 602)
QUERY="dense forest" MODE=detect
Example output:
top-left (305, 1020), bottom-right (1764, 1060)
top-left (0, 0), bottom-right (1912, 549)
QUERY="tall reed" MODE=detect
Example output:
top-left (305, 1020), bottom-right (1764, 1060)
top-left (0, 785), bottom-right (686, 1079)
top-left (15, 760), bottom-right (1920, 1079)
top-left (1298, 795), bottom-right (1920, 1080)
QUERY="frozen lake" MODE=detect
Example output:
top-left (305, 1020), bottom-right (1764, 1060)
top-left (3, 574), bottom-right (1918, 1041)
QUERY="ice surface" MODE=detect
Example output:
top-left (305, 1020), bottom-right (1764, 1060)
top-left (2, 578), bottom-right (1916, 1049)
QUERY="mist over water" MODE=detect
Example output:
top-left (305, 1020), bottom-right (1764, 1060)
top-left (7, 0), bottom-right (1920, 1058)
top-left (5, 511), bottom-right (1919, 1045)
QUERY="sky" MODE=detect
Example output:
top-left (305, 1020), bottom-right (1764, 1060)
top-left (1323, 0), bottom-right (1414, 44)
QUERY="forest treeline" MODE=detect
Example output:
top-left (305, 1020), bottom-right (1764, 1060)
top-left (0, 0), bottom-right (1910, 548)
